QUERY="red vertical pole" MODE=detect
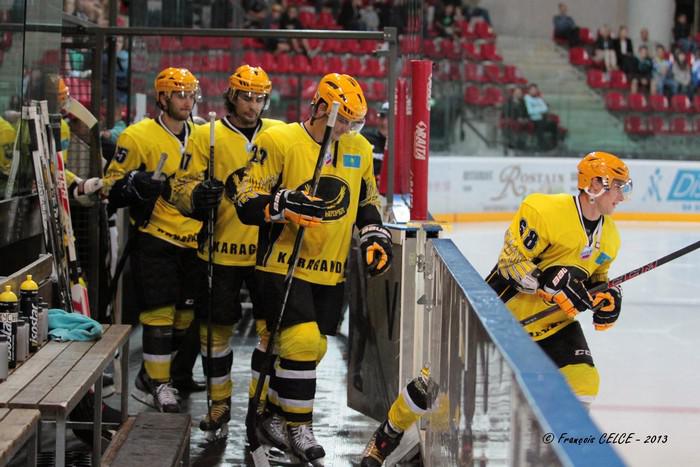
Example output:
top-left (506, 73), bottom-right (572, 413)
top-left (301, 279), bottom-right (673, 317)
top-left (410, 60), bottom-right (431, 220)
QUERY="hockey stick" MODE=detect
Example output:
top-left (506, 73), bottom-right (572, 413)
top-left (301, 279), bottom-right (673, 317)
top-left (205, 111), bottom-right (216, 425)
top-left (520, 239), bottom-right (700, 327)
top-left (101, 153), bottom-right (169, 318)
top-left (41, 101), bottom-right (91, 316)
top-left (248, 102), bottom-right (340, 465)
top-left (27, 103), bottom-right (73, 312)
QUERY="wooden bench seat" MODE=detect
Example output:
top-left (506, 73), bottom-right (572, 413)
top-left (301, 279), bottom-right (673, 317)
top-left (0, 408), bottom-right (41, 466)
top-left (101, 413), bottom-right (191, 467)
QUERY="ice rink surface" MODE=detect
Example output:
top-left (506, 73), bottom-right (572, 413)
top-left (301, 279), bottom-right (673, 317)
top-left (449, 220), bottom-right (700, 467)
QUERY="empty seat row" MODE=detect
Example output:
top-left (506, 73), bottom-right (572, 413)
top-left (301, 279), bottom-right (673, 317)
top-left (606, 91), bottom-right (699, 113)
top-left (625, 115), bottom-right (700, 135)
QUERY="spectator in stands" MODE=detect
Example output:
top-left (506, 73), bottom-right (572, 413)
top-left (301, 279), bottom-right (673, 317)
top-left (435, 3), bottom-right (458, 39)
top-left (281, 5), bottom-right (322, 57)
top-left (262, 2), bottom-right (285, 52)
top-left (553, 3), bottom-right (579, 47)
top-left (652, 44), bottom-right (678, 96)
top-left (637, 27), bottom-right (654, 52)
top-left (594, 25), bottom-right (617, 72)
top-left (503, 87), bottom-right (529, 150)
top-left (692, 49), bottom-right (700, 95)
top-left (243, 1), bottom-right (269, 29)
top-left (462, 0), bottom-right (492, 25)
top-left (523, 84), bottom-right (558, 151)
top-left (673, 49), bottom-right (692, 97)
top-left (337, 0), bottom-right (366, 30)
top-left (360, 1), bottom-right (380, 31)
top-left (630, 45), bottom-right (653, 94)
top-left (361, 101), bottom-right (388, 177)
top-left (614, 26), bottom-right (635, 75)
top-left (672, 13), bottom-right (693, 53)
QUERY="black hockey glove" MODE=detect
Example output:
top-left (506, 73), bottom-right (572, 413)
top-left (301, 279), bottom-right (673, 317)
top-left (360, 224), bottom-right (393, 277)
top-left (592, 285), bottom-right (622, 331)
top-left (126, 170), bottom-right (164, 201)
top-left (267, 188), bottom-right (325, 228)
top-left (192, 179), bottom-right (224, 213)
top-left (538, 266), bottom-right (593, 318)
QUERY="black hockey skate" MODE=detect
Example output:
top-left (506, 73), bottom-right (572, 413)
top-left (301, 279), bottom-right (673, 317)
top-left (288, 423), bottom-right (325, 466)
top-left (200, 399), bottom-right (231, 442)
top-left (360, 420), bottom-right (404, 467)
top-left (132, 367), bottom-right (180, 413)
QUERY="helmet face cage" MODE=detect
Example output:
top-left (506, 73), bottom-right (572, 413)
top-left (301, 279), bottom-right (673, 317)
top-left (312, 73), bottom-right (367, 132)
top-left (578, 152), bottom-right (633, 199)
top-left (228, 65), bottom-right (272, 111)
top-left (154, 67), bottom-right (201, 102)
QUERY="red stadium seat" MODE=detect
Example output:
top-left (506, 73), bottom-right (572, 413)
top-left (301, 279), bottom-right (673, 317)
top-left (464, 62), bottom-right (486, 82)
top-left (586, 69), bottom-right (608, 88)
top-left (671, 94), bottom-right (692, 113)
top-left (371, 80), bottom-right (387, 101)
top-left (462, 42), bottom-right (480, 61)
top-left (474, 20), bottom-right (495, 40)
top-left (364, 57), bottom-right (384, 77)
top-left (627, 93), bottom-right (649, 112)
top-left (578, 27), bottom-right (595, 45)
top-left (482, 86), bottom-right (504, 106)
top-left (693, 95), bottom-right (700, 112)
top-left (502, 65), bottom-right (528, 84)
top-left (649, 94), bottom-right (669, 112)
top-left (605, 91), bottom-right (627, 111)
top-left (624, 116), bottom-right (650, 135)
top-left (423, 39), bottom-right (439, 58)
top-left (482, 63), bottom-right (503, 83)
top-left (456, 19), bottom-right (476, 39)
top-left (648, 115), bottom-right (666, 133)
top-left (439, 38), bottom-right (458, 59)
top-left (464, 85), bottom-right (481, 105)
top-left (609, 70), bottom-right (629, 89)
top-left (669, 116), bottom-right (690, 134)
top-left (569, 47), bottom-right (592, 66)
top-left (479, 42), bottom-right (502, 61)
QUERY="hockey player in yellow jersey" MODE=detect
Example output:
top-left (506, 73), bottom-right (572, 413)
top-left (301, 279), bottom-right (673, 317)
top-left (486, 151), bottom-right (632, 406)
top-left (236, 73), bottom-right (393, 465)
top-left (103, 67), bottom-right (205, 413)
top-left (170, 64), bottom-right (284, 439)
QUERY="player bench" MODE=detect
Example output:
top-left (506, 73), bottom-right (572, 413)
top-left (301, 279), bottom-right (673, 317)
top-left (0, 408), bottom-right (41, 466)
top-left (0, 324), bottom-right (131, 467)
top-left (101, 412), bottom-right (191, 467)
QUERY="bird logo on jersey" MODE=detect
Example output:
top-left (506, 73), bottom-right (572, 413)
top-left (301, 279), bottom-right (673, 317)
top-left (297, 175), bottom-right (350, 221)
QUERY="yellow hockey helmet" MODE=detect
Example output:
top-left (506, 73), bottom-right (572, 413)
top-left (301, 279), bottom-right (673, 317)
top-left (154, 67), bottom-right (199, 97)
top-left (57, 77), bottom-right (69, 107)
top-left (578, 151), bottom-right (632, 197)
top-left (312, 73), bottom-right (367, 124)
top-left (228, 65), bottom-right (272, 95)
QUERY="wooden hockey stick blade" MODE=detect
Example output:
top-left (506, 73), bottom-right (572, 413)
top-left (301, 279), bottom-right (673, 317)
top-left (63, 97), bottom-right (98, 128)
top-left (520, 239), bottom-right (700, 326)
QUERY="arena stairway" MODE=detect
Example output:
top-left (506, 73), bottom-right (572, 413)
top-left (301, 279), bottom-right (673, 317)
top-left (497, 35), bottom-right (640, 154)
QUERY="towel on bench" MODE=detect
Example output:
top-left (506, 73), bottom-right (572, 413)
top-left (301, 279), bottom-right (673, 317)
top-left (48, 308), bottom-right (103, 341)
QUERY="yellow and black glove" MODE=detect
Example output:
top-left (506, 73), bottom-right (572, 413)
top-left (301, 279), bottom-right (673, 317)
top-left (592, 285), bottom-right (622, 331)
top-left (360, 224), bottom-right (393, 277)
top-left (266, 188), bottom-right (325, 228)
top-left (537, 266), bottom-right (593, 318)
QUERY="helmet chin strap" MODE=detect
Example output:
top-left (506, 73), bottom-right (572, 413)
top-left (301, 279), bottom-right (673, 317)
top-left (584, 186), bottom-right (605, 203)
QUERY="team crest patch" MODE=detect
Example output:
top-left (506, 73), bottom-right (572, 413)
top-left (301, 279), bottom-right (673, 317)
top-left (595, 252), bottom-right (612, 265)
top-left (343, 154), bottom-right (361, 168)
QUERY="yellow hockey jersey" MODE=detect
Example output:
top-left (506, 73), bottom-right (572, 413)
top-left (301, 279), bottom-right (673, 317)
top-left (0, 116), bottom-right (16, 177)
top-left (170, 117), bottom-right (284, 266)
top-left (104, 117), bottom-right (201, 248)
top-left (237, 122), bottom-right (381, 286)
top-left (488, 193), bottom-right (621, 340)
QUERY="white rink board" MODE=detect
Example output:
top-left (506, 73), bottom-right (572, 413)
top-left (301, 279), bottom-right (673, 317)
top-left (428, 156), bottom-right (700, 215)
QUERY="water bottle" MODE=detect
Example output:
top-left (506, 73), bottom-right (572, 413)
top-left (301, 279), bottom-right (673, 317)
top-left (0, 285), bottom-right (19, 368)
top-left (19, 275), bottom-right (39, 352)
top-left (16, 319), bottom-right (28, 363)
